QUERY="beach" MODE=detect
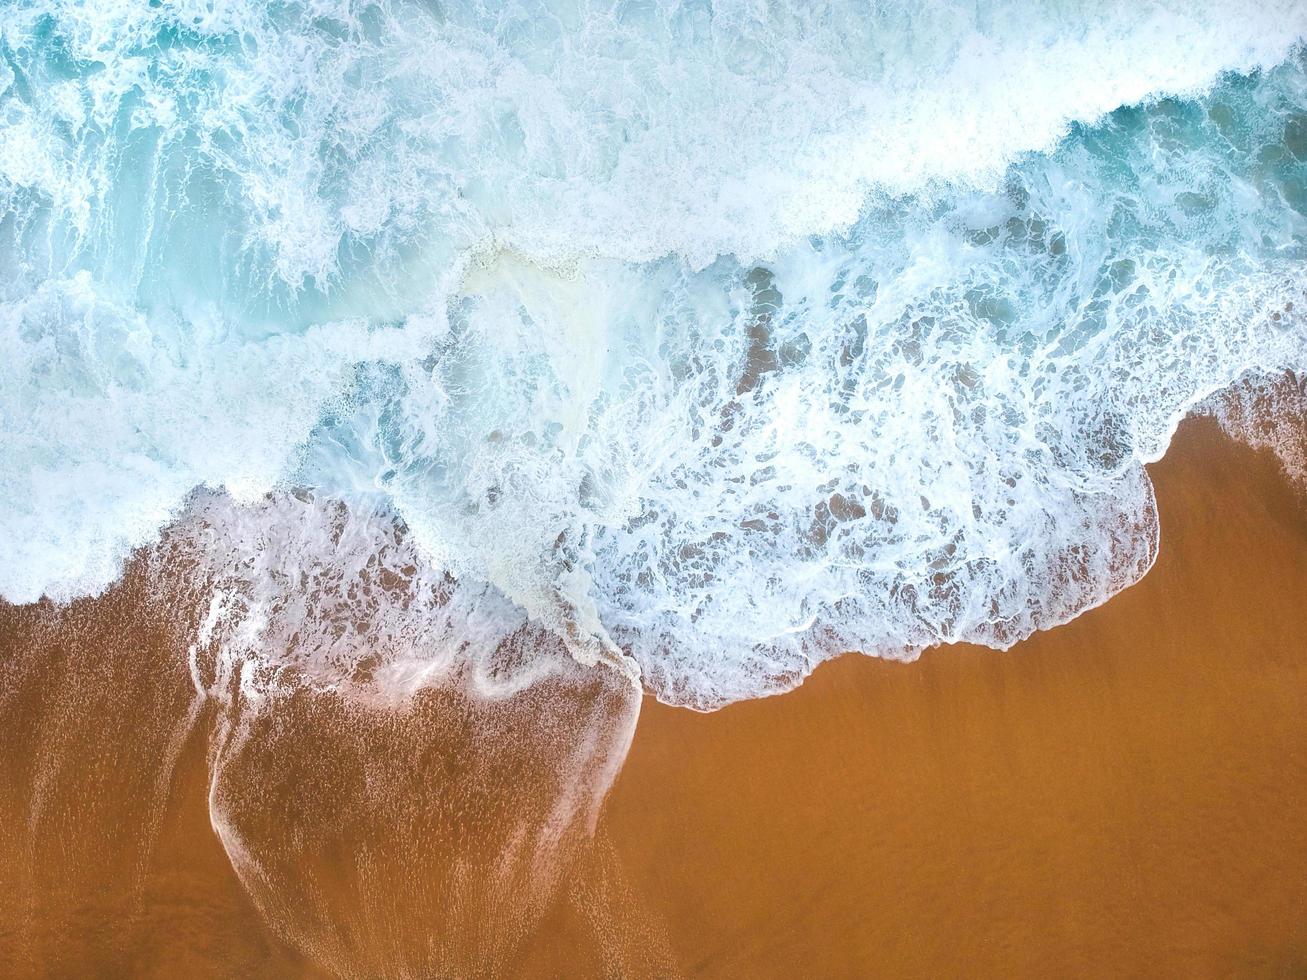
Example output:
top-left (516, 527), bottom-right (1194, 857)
top-left (1, 414), bottom-right (1305, 977)
top-left (4, 5), bottom-right (1304, 975)
top-left (589, 415), bottom-right (1307, 977)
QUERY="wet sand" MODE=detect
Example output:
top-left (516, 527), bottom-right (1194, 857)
top-left (1, 414), bottom-right (1306, 976)
top-left (595, 415), bottom-right (1307, 976)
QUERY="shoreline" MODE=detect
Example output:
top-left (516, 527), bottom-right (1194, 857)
top-left (0, 413), bottom-right (1305, 976)
top-left (585, 415), bottom-right (1307, 977)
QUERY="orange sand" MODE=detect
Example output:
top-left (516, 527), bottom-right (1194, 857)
top-left (592, 416), bottom-right (1307, 977)
top-left (1, 415), bottom-right (1305, 977)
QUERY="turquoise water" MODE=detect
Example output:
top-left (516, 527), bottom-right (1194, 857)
top-left (2, 1), bottom-right (1305, 706)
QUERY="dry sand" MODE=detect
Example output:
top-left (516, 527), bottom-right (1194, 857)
top-left (1, 415), bottom-right (1305, 977)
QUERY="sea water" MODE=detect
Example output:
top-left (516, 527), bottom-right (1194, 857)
top-left (2, 0), bottom-right (1305, 708)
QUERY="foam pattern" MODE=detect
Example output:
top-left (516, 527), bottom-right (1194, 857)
top-left (2, 1), bottom-right (1305, 706)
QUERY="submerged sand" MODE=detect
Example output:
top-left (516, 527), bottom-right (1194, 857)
top-left (1, 415), bottom-right (1305, 977)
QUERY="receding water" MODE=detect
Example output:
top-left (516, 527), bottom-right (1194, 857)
top-left (2, 0), bottom-right (1305, 710)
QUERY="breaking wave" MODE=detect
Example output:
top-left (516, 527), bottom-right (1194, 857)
top-left (2, 0), bottom-right (1306, 707)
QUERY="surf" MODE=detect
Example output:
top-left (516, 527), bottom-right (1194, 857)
top-left (1, 0), bottom-right (1305, 709)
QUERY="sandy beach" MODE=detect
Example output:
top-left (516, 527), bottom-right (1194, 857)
top-left (589, 415), bottom-right (1307, 977)
top-left (4, 5), bottom-right (1305, 974)
top-left (1, 414), bottom-right (1305, 977)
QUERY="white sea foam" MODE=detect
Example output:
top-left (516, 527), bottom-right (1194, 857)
top-left (1, 1), bottom-right (1305, 706)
